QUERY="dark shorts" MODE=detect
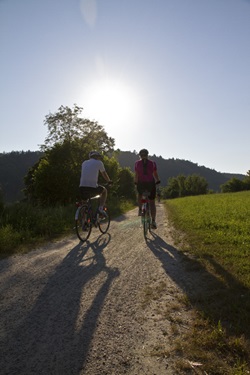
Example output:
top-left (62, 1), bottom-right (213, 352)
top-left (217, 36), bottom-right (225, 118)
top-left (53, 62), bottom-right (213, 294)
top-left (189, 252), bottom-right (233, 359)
top-left (79, 185), bottom-right (104, 200)
top-left (137, 182), bottom-right (156, 200)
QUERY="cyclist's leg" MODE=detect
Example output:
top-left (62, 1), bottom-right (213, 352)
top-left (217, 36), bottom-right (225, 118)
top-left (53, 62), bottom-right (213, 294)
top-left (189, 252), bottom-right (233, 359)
top-left (137, 183), bottom-right (145, 215)
top-left (96, 185), bottom-right (106, 208)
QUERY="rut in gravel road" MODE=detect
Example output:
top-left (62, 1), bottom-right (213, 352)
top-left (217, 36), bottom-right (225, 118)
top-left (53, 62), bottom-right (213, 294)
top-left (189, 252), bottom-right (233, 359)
top-left (0, 203), bottom-right (196, 375)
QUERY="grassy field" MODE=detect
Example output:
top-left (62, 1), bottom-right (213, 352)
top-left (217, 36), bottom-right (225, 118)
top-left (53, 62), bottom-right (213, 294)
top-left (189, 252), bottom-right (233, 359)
top-left (165, 191), bottom-right (250, 374)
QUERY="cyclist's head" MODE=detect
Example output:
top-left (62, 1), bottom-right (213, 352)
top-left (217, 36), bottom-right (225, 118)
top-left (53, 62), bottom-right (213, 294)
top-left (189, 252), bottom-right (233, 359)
top-left (139, 149), bottom-right (149, 158)
top-left (89, 150), bottom-right (102, 159)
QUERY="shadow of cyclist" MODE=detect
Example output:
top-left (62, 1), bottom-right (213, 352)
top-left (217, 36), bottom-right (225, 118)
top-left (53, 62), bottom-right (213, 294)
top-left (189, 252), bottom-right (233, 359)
top-left (1, 233), bottom-right (120, 375)
top-left (146, 232), bottom-right (250, 342)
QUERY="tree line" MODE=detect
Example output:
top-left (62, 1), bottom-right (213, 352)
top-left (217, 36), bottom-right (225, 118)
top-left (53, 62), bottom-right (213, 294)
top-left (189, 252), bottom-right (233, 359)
top-left (0, 104), bottom-right (249, 207)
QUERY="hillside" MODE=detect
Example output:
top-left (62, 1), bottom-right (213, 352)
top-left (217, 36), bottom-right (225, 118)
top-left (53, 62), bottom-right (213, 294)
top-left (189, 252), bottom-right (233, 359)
top-left (0, 151), bottom-right (43, 203)
top-left (0, 150), bottom-right (245, 203)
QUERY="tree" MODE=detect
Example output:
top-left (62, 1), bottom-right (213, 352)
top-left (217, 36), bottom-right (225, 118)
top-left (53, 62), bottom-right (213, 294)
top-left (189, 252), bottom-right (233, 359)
top-left (185, 174), bottom-right (208, 196)
top-left (24, 105), bottom-right (115, 205)
top-left (243, 170), bottom-right (250, 190)
top-left (163, 174), bottom-right (208, 199)
top-left (41, 104), bottom-right (115, 152)
top-left (164, 176), bottom-right (180, 198)
top-left (116, 167), bottom-right (136, 200)
top-left (220, 177), bottom-right (245, 193)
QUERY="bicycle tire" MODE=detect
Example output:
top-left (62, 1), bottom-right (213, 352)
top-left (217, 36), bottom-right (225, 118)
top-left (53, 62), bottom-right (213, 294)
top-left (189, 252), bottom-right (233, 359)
top-left (75, 205), bottom-right (92, 242)
top-left (98, 206), bottom-right (110, 234)
top-left (142, 208), bottom-right (150, 238)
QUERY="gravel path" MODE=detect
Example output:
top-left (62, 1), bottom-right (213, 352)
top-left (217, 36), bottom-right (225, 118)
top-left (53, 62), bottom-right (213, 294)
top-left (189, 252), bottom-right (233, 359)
top-left (0, 204), bottom-right (195, 374)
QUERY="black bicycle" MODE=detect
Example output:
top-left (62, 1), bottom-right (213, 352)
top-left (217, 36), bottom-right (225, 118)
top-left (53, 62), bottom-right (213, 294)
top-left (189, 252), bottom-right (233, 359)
top-left (75, 194), bottom-right (110, 242)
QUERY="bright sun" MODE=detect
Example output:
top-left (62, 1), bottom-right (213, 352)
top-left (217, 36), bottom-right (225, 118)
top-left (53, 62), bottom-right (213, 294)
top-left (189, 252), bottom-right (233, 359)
top-left (83, 78), bottom-right (141, 133)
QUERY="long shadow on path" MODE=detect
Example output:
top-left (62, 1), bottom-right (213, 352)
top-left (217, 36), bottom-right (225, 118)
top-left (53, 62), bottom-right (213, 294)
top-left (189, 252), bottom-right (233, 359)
top-left (146, 233), bottom-right (250, 342)
top-left (1, 234), bottom-right (119, 375)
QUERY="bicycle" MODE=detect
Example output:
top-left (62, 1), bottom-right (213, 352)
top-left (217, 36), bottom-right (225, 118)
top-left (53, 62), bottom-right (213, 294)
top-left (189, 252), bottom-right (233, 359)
top-left (75, 191), bottom-right (110, 242)
top-left (141, 190), bottom-right (152, 239)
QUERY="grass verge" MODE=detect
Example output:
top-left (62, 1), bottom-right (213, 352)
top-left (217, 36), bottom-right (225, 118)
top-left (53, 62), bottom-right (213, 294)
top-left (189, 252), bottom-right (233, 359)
top-left (164, 191), bottom-right (250, 374)
top-left (0, 197), bottom-right (135, 258)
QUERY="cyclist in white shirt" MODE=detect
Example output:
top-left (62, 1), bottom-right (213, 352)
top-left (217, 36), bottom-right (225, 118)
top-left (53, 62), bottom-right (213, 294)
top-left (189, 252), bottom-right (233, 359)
top-left (79, 151), bottom-right (112, 214)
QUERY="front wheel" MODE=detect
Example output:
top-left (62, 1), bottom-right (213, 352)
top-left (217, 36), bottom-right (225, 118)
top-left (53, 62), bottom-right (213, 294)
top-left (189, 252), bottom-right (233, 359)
top-left (98, 206), bottom-right (110, 234)
top-left (75, 206), bottom-right (92, 242)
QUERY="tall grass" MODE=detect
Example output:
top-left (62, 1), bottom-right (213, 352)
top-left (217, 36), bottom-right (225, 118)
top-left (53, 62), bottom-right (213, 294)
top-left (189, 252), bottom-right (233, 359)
top-left (165, 191), bottom-right (250, 374)
top-left (0, 197), bottom-right (135, 257)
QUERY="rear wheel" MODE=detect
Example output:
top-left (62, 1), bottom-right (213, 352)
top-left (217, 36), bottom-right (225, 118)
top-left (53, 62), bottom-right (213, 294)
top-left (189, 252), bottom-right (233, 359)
top-left (98, 206), bottom-right (110, 234)
top-left (75, 206), bottom-right (92, 242)
top-left (142, 207), bottom-right (150, 239)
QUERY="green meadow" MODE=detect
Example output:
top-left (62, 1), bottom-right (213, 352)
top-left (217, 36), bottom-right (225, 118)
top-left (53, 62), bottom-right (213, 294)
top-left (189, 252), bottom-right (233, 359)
top-left (165, 191), bottom-right (250, 374)
top-left (165, 191), bottom-right (250, 287)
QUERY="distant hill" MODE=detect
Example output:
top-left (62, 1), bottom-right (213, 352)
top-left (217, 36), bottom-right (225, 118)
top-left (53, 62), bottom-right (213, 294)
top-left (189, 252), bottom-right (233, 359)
top-left (0, 151), bottom-right (43, 203)
top-left (0, 150), bottom-right (246, 203)
top-left (117, 151), bottom-right (245, 192)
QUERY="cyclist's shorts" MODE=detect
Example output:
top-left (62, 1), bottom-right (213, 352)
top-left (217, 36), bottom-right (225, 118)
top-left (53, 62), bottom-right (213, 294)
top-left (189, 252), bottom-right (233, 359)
top-left (137, 182), bottom-right (156, 200)
top-left (80, 185), bottom-right (105, 200)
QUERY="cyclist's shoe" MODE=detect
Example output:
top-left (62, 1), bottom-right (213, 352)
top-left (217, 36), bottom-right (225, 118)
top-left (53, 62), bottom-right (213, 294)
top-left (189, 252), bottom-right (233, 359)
top-left (151, 220), bottom-right (157, 229)
top-left (98, 207), bottom-right (107, 217)
top-left (138, 208), bottom-right (142, 216)
top-left (82, 222), bottom-right (89, 231)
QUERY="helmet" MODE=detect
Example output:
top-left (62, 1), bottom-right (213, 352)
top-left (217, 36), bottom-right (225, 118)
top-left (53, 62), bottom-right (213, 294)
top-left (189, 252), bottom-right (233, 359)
top-left (139, 149), bottom-right (149, 157)
top-left (89, 150), bottom-right (102, 158)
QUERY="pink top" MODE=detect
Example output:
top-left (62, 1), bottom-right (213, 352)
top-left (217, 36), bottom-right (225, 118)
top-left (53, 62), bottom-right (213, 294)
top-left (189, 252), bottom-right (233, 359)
top-left (135, 159), bottom-right (157, 183)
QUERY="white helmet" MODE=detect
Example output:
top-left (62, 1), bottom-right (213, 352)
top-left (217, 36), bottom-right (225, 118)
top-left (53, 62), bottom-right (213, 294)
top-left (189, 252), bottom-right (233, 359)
top-left (89, 150), bottom-right (102, 158)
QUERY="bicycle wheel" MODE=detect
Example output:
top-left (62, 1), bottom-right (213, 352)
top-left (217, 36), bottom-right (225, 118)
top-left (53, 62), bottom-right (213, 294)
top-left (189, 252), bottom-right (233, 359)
top-left (142, 208), bottom-right (150, 239)
top-left (98, 206), bottom-right (110, 234)
top-left (75, 205), bottom-right (92, 242)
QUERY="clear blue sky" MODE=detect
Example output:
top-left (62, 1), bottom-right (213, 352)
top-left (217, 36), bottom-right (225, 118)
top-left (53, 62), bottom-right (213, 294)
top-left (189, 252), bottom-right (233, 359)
top-left (1, 0), bottom-right (249, 174)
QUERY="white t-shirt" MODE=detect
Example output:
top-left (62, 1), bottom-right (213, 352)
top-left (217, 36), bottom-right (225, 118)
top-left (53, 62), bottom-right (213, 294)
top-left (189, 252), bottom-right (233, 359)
top-left (79, 158), bottom-right (105, 187)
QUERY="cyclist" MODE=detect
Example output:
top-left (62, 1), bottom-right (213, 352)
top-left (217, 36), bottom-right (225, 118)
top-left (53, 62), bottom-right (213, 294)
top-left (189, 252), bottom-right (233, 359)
top-left (79, 151), bottom-right (112, 215)
top-left (134, 149), bottom-right (160, 229)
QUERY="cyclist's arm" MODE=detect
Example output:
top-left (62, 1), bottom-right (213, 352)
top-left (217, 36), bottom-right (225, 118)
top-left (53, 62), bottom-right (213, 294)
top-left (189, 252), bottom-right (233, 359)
top-left (101, 170), bottom-right (112, 183)
top-left (134, 170), bottom-right (139, 184)
top-left (153, 170), bottom-right (160, 183)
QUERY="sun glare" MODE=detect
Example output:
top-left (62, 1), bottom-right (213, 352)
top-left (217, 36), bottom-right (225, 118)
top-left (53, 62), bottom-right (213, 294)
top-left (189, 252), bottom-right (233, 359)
top-left (83, 78), bottom-right (141, 134)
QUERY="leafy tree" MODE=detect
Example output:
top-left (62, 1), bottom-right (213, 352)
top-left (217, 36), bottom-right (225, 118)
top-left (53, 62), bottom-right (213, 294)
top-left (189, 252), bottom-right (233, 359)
top-left (41, 104), bottom-right (114, 152)
top-left (163, 174), bottom-right (208, 198)
top-left (185, 174), bottom-right (208, 196)
top-left (164, 176), bottom-right (180, 198)
top-left (24, 105), bottom-right (115, 205)
top-left (116, 167), bottom-right (136, 200)
top-left (220, 177), bottom-right (246, 193)
top-left (243, 170), bottom-right (250, 190)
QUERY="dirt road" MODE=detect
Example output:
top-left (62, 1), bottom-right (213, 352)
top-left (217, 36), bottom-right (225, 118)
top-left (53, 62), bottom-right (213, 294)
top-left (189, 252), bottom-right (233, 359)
top-left (0, 204), bottom-right (194, 374)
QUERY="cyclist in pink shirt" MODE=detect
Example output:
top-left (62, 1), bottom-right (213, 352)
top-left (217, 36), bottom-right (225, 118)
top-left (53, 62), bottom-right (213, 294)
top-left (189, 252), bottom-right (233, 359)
top-left (134, 149), bottom-right (160, 229)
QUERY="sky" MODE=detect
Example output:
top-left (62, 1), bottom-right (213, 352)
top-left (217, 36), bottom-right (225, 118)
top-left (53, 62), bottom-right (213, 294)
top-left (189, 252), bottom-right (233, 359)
top-left (0, 0), bottom-right (249, 174)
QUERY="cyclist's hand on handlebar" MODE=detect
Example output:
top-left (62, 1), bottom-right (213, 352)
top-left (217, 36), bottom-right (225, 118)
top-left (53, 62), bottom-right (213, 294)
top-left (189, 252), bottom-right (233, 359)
top-left (107, 180), bottom-right (113, 186)
top-left (156, 180), bottom-right (161, 185)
